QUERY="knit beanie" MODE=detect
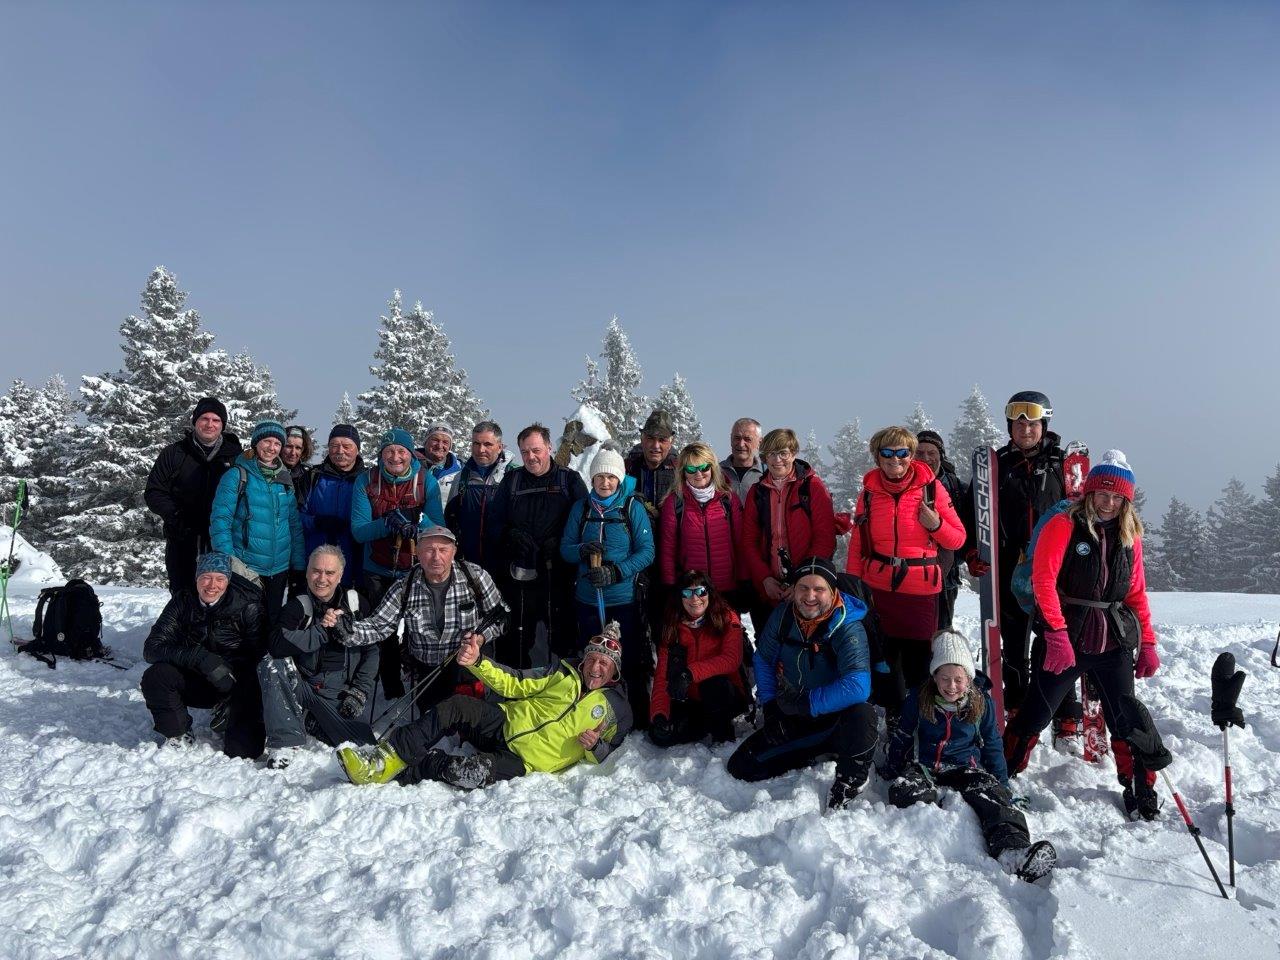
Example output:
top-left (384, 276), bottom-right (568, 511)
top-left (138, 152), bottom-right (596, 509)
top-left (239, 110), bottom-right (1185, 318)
top-left (1083, 449), bottom-right (1136, 502)
top-left (583, 620), bottom-right (623, 680)
top-left (424, 422), bottom-right (454, 442)
top-left (195, 552), bottom-right (232, 579)
top-left (192, 397), bottom-right (227, 427)
top-left (589, 446), bottom-right (626, 484)
top-left (252, 420), bottom-right (286, 447)
top-left (788, 555), bottom-right (840, 589)
top-left (378, 427), bottom-right (415, 455)
top-left (929, 630), bottom-right (976, 679)
top-left (916, 430), bottom-right (947, 456)
top-left (329, 423), bottom-right (361, 446)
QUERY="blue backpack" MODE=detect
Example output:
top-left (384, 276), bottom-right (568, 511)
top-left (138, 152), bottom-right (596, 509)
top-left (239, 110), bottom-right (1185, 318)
top-left (1010, 498), bottom-right (1073, 615)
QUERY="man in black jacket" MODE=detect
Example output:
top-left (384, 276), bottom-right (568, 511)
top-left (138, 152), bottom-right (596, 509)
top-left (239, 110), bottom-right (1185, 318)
top-left (494, 423), bottom-right (588, 666)
top-left (145, 397), bottom-right (243, 595)
top-left (140, 551), bottom-right (267, 758)
top-left (257, 544), bottom-right (376, 767)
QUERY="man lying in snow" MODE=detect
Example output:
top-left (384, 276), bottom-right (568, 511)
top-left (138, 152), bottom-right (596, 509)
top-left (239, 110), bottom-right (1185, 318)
top-left (337, 621), bottom-right (633, 789)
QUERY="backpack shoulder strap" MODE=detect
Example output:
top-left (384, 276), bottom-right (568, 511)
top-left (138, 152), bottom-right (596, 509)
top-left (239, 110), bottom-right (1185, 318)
top-left (797, 474), bottom-right (812, 517)
top-left (344, 588), bottom-right (360, 613)
top-left (457, 560), bottom-right (497, 621)
top-left (32, 587), bottom-right (56, 641)
top-left (924, 480), bottom-right (936, 508)
top-left (296, 594), bottom-right (314, 626)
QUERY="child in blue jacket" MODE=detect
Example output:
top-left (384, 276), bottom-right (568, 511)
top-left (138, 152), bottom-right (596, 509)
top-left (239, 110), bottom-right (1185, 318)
top-left (881, 630), bottom-right (1057, 882)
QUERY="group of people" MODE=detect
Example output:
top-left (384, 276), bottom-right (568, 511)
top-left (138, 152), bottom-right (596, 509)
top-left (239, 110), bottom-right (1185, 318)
top-left (135, 390), bottom-right (1166, 883)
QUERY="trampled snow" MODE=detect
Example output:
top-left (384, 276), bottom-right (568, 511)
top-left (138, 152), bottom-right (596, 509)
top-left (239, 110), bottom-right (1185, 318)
top-left (1, 565), bottom-right (1278, 959)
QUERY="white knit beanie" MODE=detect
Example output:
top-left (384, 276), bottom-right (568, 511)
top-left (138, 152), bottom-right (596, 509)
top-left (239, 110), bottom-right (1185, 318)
top-left (589, 446), bottom-right (627, 485)
top-left (929, 630), bottom-right (976, 679)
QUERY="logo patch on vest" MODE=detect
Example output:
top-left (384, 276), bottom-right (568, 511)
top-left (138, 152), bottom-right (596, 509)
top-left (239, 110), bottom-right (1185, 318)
top-left (591, 704), bottom-right (606, 721)
top-left (1076, 542), bottom-right (1092, 556)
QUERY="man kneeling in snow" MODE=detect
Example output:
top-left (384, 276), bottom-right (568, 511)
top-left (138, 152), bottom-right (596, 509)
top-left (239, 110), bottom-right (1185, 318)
top-left (141, 552), bottom-right (267, 758)
top-left (337, 621), bottom-right (633, 789)
top-left (256, 544), bottom-right (377, 768)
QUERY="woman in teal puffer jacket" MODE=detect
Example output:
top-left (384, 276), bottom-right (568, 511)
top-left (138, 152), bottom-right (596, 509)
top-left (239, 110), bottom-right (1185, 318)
top-left (210, 420), bottom-right (305, 625)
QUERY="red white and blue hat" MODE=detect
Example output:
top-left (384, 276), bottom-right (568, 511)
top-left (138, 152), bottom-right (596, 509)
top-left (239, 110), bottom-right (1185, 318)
top-left (1083, 449), bottom-right (1135, 502)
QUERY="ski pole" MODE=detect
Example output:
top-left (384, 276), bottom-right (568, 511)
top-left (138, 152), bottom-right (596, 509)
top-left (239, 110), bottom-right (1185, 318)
top-left (1211, 651), bottom-right (1246, 888)
top-left (589, 553), bottom-right (607, 631)
top-left (2, 479), bottom-right (28, 646)
top-left (1159, 770), bottom-right (1230, 900)
top-left (374, 651), bottom-right (458, 732)
top-left (1223, 729), bottom-right (1236, 888)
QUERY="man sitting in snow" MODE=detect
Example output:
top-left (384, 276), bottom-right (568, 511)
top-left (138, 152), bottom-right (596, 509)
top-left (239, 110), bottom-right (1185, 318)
top-left (256, 544), bottom-right (377, 768)
top-left (140, 551), bottom-right (267, 758)
top-left (337, 621), bottom-right (633, 789)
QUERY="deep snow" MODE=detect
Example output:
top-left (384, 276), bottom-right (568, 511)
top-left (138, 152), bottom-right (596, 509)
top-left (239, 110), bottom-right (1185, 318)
top-left (1, 568), bottom-right (1278, 959)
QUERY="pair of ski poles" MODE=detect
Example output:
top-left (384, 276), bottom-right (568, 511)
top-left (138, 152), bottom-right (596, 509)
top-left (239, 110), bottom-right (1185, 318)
top-left (1, 480), bottom-right (28, 646)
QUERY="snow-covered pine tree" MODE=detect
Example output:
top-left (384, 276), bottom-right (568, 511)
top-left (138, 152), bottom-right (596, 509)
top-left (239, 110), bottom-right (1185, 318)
top-left (827, 418), bottom-right (873, 510)
top-left (0, 376), bottom-right (75, 545)
top-left (571, 317), bottom-right (649, 447)
top-left (1146, 496), bottom-right (1209, 591)
top-left (1251, 464), bottom-right (1280, 594)
top-left (950, 385), bottom-right (1005, 482)
top-left (213, 352), bottom-right (296, 439)
top-left (333, 392), bottom-right (356, 427)
top-left (50, 267), bottom-right (230, 583)
top-left (801, 430), bottom-right (830, 478)
top-left (654, 373), bottom-right (703, 447)
top-left (904, 402), bottom-right (933, 434)
top-left (356, 291), bottom-right (489, 457)
top-left (1204, 478), bottom-right (1260, 593)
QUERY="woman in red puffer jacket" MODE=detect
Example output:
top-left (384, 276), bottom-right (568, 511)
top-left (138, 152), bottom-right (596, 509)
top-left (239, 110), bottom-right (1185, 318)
top-left (649, 571), bottom-right (747, 747)
top-left (658, 441), bottom-right (743, 594)
top-left (848, 425), bottom-right (965, 714)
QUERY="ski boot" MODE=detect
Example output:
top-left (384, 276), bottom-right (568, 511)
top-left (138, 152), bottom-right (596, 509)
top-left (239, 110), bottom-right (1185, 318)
top-left (337, 742), bottom-right (407, 785)
top-left (1122, 779), bottom-right (1160, 821)
top-left (827, 751), bottom-right (873, 811)
top-left (998, 840), bottom-right (1057, 882)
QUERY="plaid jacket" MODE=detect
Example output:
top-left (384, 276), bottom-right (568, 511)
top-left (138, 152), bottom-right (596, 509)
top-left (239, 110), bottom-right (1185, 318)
top-left (346, 561), bottom-right (508, 666)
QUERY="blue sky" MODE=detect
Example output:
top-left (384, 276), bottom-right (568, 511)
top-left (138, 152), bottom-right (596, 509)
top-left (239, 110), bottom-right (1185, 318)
top-left (2, 2), bottom-right (1278, 516)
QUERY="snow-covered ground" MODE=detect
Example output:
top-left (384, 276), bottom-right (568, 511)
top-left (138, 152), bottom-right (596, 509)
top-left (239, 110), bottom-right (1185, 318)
top-left (1, 568), bottom-right (1278, 959)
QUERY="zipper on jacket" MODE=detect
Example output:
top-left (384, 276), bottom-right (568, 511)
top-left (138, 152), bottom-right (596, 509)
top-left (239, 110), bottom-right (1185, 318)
top-left (505, 667), bottom-right (590, 744)
top-left (933, 712), bottom-right (953, 771)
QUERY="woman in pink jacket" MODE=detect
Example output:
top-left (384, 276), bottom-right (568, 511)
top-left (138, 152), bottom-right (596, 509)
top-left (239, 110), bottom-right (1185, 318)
top-left (658, 442), bottom-right (743, 595)
top-left (848, 425), bottom-right (966, 714)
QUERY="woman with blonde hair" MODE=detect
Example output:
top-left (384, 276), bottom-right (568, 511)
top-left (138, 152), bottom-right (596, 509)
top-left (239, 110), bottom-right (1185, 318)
top-left (848, 425), bottom-right (966, 715)
top-left (658, 441), bottom-right (743, 596)
top-left (1003, 451), bottom-right (1162, 820)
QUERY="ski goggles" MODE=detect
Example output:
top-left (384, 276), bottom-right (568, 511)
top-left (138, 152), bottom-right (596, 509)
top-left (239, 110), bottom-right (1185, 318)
top-left (586, 635), bottom-right (622, 653)
top-left (683, 463), bottom-right (712, 475)
top-left (681, 586), bottom-right (709, 598)
top-left (878, 448), bottom-right (912, 460)
top-left (1005, 401), bottom-right (1052, 422)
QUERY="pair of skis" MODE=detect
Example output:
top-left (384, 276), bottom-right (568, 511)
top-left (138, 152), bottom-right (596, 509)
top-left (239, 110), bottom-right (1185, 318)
top-left (971, 442), bottom-right (1102, 758)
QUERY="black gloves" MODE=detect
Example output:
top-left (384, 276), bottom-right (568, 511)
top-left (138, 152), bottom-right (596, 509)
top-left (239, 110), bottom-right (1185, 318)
top-left (584, 563), bottom-right (621, 589)
top-left (579, 541), bottom-right (605, 562)
top-left (669, 669), bottom-right (693, 702)
top-left (774, 681), bottom-right (808, 717)
top-left (1211, 652), bottom-right (1246, 730)
top-left (509, 528), bottom-right (538, 563)
top-left (651, 715), bottom-right (673, 740)
top-left (337, 687), bottom-right (367, 720)
top-left (198, 652), bottom-right (235, 695)
top-left (386, 509), bottom-right (418, 541)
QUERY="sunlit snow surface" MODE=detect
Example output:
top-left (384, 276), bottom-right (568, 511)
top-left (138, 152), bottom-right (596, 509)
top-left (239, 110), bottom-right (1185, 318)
top-left (1, 564), bottom-right (1278, 958)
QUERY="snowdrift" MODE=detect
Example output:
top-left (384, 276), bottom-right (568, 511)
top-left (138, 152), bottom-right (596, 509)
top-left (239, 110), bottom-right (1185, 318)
top-left (1, 539), bottom-right (1278, 959)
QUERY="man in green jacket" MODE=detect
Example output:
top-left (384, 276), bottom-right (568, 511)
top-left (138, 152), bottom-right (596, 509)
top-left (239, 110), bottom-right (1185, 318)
top-left (338, 621), bottom-right (633, 789)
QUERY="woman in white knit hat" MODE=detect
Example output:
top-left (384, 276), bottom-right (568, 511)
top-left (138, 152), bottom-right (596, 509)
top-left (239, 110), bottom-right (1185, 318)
top-left (880, 630), bottom-right (1057, 882)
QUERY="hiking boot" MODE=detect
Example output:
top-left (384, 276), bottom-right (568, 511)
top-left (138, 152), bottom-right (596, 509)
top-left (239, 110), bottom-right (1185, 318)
top-left (441, 754), bottom-right (494, 790)
top-left (827, 774), bottom-right (864, 811)
top-left (161, 732), bottom-right (196, 749)
top-left (998, 841), bottom-right (1057, 882)
top-left (266, 747), bottom-right (301, 770)
top-left (337, 742), bottom-right (407, 785)
top-left (1122, 780), bottom-right (1161, 821)
top-left (1053, 716), bottom-right (1081, 740)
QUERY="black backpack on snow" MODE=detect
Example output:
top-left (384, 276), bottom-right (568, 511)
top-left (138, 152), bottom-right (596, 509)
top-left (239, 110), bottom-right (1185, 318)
top-left (20, 579), bottom-right (107, 666)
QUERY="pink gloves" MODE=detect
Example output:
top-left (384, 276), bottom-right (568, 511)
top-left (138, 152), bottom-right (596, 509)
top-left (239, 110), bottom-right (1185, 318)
top-left (1042, 629), bottom-right (1076, 675)
top-left (1135, 645), bottom-right (1161, 679)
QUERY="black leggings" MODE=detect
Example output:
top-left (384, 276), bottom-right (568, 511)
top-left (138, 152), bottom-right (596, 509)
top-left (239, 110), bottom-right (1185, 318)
top-left (889, 765), bottom-right (1030, 856)
top-left (1008, 638), bottom-right (1135, 741)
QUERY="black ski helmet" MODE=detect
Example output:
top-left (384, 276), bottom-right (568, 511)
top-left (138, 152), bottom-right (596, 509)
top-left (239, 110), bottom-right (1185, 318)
top-left (1005, 390), bottom-right (1052, 434)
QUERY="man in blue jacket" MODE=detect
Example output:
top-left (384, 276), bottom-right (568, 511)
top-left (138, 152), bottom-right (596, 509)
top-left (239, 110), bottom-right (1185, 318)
top-left (726, 556), bottom-right (878, 810)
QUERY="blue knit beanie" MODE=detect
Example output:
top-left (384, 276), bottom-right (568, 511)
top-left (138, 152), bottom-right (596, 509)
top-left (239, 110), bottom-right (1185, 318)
top-left (252, 420), bottom-right (287, 447)
top-left (196, 552), bottom-right (232, 578)
top-left (379, 427), bottom-right (415, 454)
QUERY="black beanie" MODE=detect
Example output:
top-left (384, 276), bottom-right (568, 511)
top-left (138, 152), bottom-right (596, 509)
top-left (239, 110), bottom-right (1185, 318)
top-left (192, 397), bottom-right (227, 426)
top-left (916, 430), bottom-right (947, 455)
top-left (789, 555), bottom-right (840, 589)
top-left (329, 423), bottom-right (361, 446)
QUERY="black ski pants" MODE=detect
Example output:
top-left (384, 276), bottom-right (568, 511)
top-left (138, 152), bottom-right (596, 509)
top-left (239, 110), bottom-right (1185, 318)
top-left (998, 579), bottom-right (1079, 721)
top-left (888, 764), bottom-right (1030, 856)
top-left (727, 702), bottom-right (878, 783)
top-left (648, 675), bottom-right (743, 747)
top-left (498, 573), bottom-right (577, 669)
top-left (876, 635), bottom-right (934, 719)
top-left (389, 694), bottom-right (526, 784)
top-left (140, 660), bottom-right (264, 759)
top-left (164, 532), bottom-right (207, 598)
top-left (363, 572), bottom-right (408, 700)
top-left (1007, 640), bottom-right (1135, 744)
